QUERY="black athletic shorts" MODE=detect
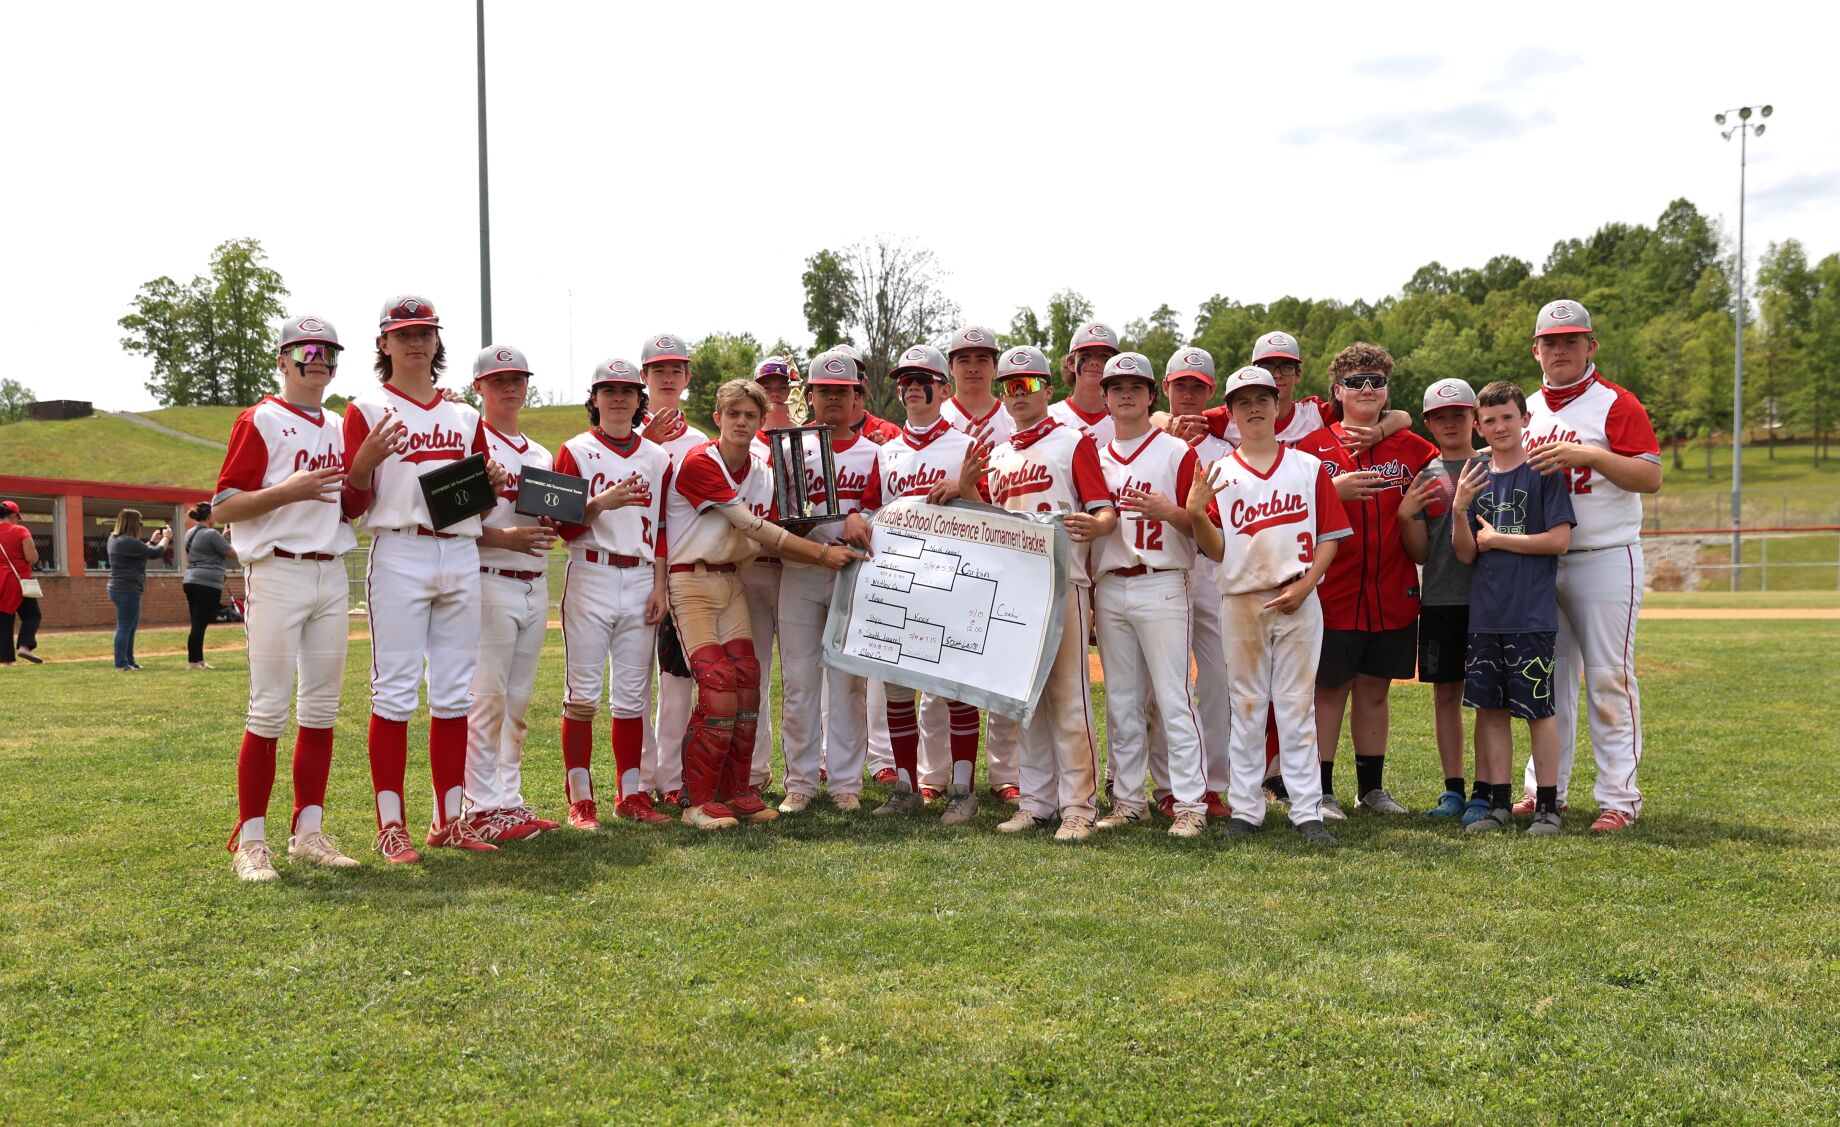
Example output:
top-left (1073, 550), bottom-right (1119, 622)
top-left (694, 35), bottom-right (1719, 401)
top-left (1417, 605), bottom-right (1470, 684)
top-left (1463, 631), bottom-right (1557, 721)
top-left (1316, 624), bottom-right (1417, 687)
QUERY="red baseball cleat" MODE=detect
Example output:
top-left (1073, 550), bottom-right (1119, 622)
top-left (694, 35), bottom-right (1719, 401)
top-left (920, 786), bottom-right (943, 802)
top-left (992, 784), bottom-right (1021, 806)
top-left (615, 793), bottom-right (673, 825)
top-left (1513, 793), bottom-right (1568, 817)
top-left (569, 799), bottom-right (601, 831)
top-left (1203, 791), bottom-right (1231, 818)
top-left (511, 806), bottom-right (562, 832)
top-left (659, 789), bottom-right (686, 810)
top-left (427, 818), bottom-right (498, 852)
top-left (1590, 809), bottom-right (1636, 834)
top-left (873, 768), bottom-right (899, 785)
top-left (1157, 795), bottom-right (1176, 820)
top-left (373, 823), bottom-right (421, 865)
top-left (470, 810), bottom-right (542, 842)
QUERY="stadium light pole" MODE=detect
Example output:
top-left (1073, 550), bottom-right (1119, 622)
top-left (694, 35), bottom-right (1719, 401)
top-left (477, 0), bottom-right (493, 346)
top-left (1715, 103), bottom-right (1772, 590)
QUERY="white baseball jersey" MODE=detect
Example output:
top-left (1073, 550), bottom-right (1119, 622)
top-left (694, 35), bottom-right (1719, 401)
top-left (1204, 445), bottom-right (1352, 595)
top-left (553, 430), bottom-right (672, 561)
top-left (876, 419), bottom-right (973, 501)
top-left (343, 384), bottom-right (488, 537)
top-left (666, 441), bottom-right (774, 567)
top-left (941, 396), bottom-right (1014, 446)
top-left (784, 430), bottom-right (882, 566)
top-left (1092, 430), bottom-right (1199, 575)
top-left (1049, 399), bottom-right (1115, 449)
top-left (1207, 395), bottom-right (1329, 447)
top-left (1524, 365), bottom-right (1661, 551)
top-left (476, 425), bottom-right (554, 573)
top-left (214, 396), bottom-right (358, 562)
top-left (979, 418), bottom-right (1112, 587)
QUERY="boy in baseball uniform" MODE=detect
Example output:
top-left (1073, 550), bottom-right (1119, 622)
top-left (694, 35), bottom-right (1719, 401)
top-left (342, 295), bottom-right (509, 863)
top-left (666, 379), bottom-right (866, 830)
top-left (741, 356), bottom-right (798, 791)
top-left (1089, 353), bottom-right (1208, 838)
top-left (1452, 381), bottom-right (1576, 835)
top-left (959, 346), bottom-right (1117, 842)
top-left (465, 346), bottom-right (564, 841)
top-left (1187, 366), bottom-right (1349, 845)
top-left (1050, 321), bottom-right (1119, 447)
top-left (1516, 300), bottom-right (1662, 832)
top-left (866, 344), bottom-right (985, 824)
top-left (216, 316), bottom-right (393, 879)
top-left (1398, 378), bottom-right (1485, 821)
top-left (552, 358), bottom-right (674, 829)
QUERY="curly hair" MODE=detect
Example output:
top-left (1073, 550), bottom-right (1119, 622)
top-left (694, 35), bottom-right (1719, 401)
top-left (1326, 342), bottom-right (1395, 421)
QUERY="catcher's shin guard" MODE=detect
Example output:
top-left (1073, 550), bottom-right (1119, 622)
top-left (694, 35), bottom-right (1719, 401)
top-left (683, 644), bottom-right (738, 808)
top-left (719, 640), bottom-right (763, 800)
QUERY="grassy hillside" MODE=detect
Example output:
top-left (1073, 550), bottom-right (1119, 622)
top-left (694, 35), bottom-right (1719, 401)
top-left (138, 406), bottom-right (242, 443)
top-left (0, 415), bottom-right (224, 489)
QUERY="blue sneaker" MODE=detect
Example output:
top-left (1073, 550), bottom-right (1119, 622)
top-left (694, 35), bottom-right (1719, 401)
top-left (1459, 797), bottom-right (1492, 826)
top-left (1427, 790), bottom-right (1465, 818)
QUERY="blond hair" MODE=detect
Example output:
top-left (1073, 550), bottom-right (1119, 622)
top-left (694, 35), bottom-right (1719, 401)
top-left (113, 508), bottom-right (143, 537)
top-left (715, 378), bottom-right (769, 417)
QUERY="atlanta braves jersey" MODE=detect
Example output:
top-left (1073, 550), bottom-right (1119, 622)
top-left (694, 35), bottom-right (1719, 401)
top-left (214, 396), bottom-right (359, 562)
top-left (665, 441), bottom-right (774, 567)
top-left (1204, 445), bottom-right (1352, 596)
top-left (979, 418), bottom-right (1111, 587)
top-left (1092, 430), bottom-right (1199, 575)
top-left (476, 426), bottom-right (555, 573)
top-left (941, 397), bottom-right (1015, 446)
top-left (1049, 399), bottom-right (1115, 449)
top-left (876, 419), bottom-right (974, 502)
top-left (1302, 423), bottom-right (1438, 632)
top-left (553, 429), bottom-right (672, 561)
top-left (342, 383), bottom-right (490, 537)
top-left (1524, 365), bottom-right (1660, 551)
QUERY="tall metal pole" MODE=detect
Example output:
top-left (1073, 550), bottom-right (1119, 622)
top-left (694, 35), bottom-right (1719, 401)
top-left (1730, 126), bottom-right (1745, 589)
top-left (476, 0), bottom-right (492, 346)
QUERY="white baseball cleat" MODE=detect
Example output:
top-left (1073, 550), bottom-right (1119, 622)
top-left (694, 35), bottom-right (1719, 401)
top-left (1096, 803), bottom-right (1148, 830)
top-left (778, 792), bottom-right (814, 815)
top-left (996, 810), bottom-right (1053, 834)
top-left (831, 793), bottom-right (861, 813)
top-left (1168, 811), bottom-right (1206, 838)
top-left (289, 831), bottom-right (360, 868)
top-left (231, 840), bottom-right (280, 882)
top-left (1053, 816), bottom-right (1096, 842)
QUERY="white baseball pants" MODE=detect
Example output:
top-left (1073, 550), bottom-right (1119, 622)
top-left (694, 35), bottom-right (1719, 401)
top-left (1095, 570), bottom-right (1206, 816)
top-left (243, 556), bottom-right (348, 739)
top-left (468, 571), bottom-right (547, 812)
top-left (778, 563), bottom-right (866, 798)
top-left (1220, 587), bottom-right (1324, 826)
top-left (366, 531), bottom-right (480, 722)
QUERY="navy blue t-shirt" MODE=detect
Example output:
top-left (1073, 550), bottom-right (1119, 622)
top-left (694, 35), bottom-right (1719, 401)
top-left (1465, 460), bottom-right (1575, 634)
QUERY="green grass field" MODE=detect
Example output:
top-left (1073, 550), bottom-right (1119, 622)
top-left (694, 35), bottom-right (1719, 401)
top-left (3, 619), bottom-right (1837, 1123)
top-left (0, 415), bottom-right (226, 489)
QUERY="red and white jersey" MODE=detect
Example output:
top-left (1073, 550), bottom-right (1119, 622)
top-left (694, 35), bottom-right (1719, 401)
top-left (643, 409), bottom-right (710, 468)
top-left (941, 396), bottom-right (1014, 447)
top-left (1204, 445), bottom-right (1352, 596)
top-left (476, 426), bottom-right (554, 573)
top-left (784, 429), bottom-right (883, 567)
top-left (1298, 423), bottom-right (1438, 632)
top-left (214, 396), bottom-right (358, 562)
top-left (666, 441), bottom-right (773, 568)
top-left (1525, 365), bottom-right (1660, 551)
top-left (876, 419), bottom-right (973, 502)
top-left (554, 429), bottom-right (672, 562)
top-left (1206, 394), bottom-right (1329, 447)
top-left (342, 383), bottom-right (489, 537)
top-left (1092, 429), bottom-right (1199, 575)
top-left (978, 417), bottom-right (1112, 588)
top-left (1049, 399), bottom-right (1115, 449)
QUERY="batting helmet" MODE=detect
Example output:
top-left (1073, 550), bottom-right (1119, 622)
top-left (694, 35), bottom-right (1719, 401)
top-left (379, 295), bottom-right (440, 332)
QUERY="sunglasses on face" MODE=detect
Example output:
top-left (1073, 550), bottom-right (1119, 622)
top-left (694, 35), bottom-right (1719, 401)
top-left (288, 344), bottom-right (340, 368)
top-left (897, 373), bottom-right (943, 388)
top-left (1339, 373), bottom-right (1388, 391)
top-left (996, 375), bottom-right (1050, 397)
top-left (1256, 361), bottom-right (1302, 376)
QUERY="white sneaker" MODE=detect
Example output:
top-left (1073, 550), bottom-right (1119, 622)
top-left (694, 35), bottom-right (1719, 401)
top-left (1053, 816), bottom-right (1096, 842)
top-left (1320, 795), bottom-right (1348, 821)
top-left (231, 840), bottom-right (279, 882)
top-left (1358, 788), bottom-right (1410, 815)
top-left (996, 810), bottom-right (1053, 834)
top-left (289, 831), bottom-right (360, 868)
top-left (1096, 803), bottom-right (1148, 830)
top-left (1168, 811), bottom-right (1206, 838)
top-left (777, 792), bottom-right (814, 814)
top-left (188, 661), bottom-right (215, 671)
top-left (832, 793), bottom-right (861, 812)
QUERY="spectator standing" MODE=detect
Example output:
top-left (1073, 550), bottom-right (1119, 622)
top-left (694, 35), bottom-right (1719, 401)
top-left (0, 501), bottom-right (42, 664)
top-left (108, 508), bottom-right (171, 670)
top-left (182, 502), bottom-right (237, 670)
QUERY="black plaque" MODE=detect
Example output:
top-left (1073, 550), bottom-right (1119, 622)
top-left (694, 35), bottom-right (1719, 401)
top-left (418, 453), bottom-right (493, 530)
top-left (515, 466), bottom-right (590, 525)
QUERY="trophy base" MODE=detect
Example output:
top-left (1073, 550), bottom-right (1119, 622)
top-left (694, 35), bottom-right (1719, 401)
top-left (775, 516), bottom-right (833, 535)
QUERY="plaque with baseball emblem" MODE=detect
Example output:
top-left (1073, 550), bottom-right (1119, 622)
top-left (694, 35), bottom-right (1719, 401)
top-left (418, 453), bottom-right (493, 530)
top-left (514, 466), bottom-right (590, 526)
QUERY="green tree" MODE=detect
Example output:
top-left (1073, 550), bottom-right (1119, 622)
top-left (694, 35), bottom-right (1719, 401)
top-left (1043, 290), bottom-right (1094, 361)
top-left (1120, 304), bottom-right (1182, 371)
top-left (1683, 310), bottom-right (1735, 478)
top-left (837, 239), bottom-right (960, 418)
top-left (801, 250), bottom-right (855, 353)
top-left (1003, 306), bottom-right (1046, 350)
top-left (1632, 312), bottom-right (1693, 470)
top-left (119, 275), bottom-right (198, 406)
top-left (1754, 240), bottom-right (1816, 458)
top-left (208, 238), bottom-right (290, 404)
top-left (683, 332), bottom-right (763, 432)
top-left (118, 239), bottom-right (288, 406)
top-left (1800, 253), bottom-right (1840, 465)
top-left (0, 378), bottom-right (34, 424)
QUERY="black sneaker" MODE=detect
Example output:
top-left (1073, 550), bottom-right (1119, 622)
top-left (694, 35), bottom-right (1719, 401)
top-left (1220, 818), bottom-right (1261, 838)
top-left (1294, 819), bottom-right (1338, 845)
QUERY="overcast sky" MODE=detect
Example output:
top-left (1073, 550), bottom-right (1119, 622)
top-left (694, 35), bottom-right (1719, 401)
top-left (5, 1), bottom-right (1833, 411)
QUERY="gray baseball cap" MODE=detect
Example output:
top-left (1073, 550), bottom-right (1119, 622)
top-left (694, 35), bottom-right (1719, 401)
top-left (1250, 330), bottom-right (1301, 363)
top-left (473, 345), bottom-right (532, 380)
top-left (892, 344), bottom-right (950, 381)
top-left (590, 357), bottom-right (644, 390)
top-left (947, 325), bottom-right (1000, 357)
top-left (278, 315), bottom-right (340, 352)
top-left (1164, 346), bottom-right (1216, 385)
top-left (1534, 299), bottom-right (1592, 336)
top-left (1099, 352), bottom-right (1157, 386)
top-left (829, 343), bottom-right (867, 376)
top-left (807, 349), bottom-right (861, 386)
top-left (379, 295), bottom-right (439, 332)
top-left (998, 345), bottom-right (1054, 380)
top-left (1070, 321), bottom-right (1121, 354)
top-left (640, 333), bottom-right (691, 366)
top-left (1422, 378), bottom-right (1477, 412)
top-left (1221, 365), bottom-right (1279, 402)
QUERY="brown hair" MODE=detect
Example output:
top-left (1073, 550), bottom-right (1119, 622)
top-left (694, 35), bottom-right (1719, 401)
top-left (715, 379), bottom-right (770, 418)
top-left (114, 508), bottom-right (143, 537)
top-left (1476, 380), bottom-right (1528, 414)
top-left (1327, 342), bottom-right (1395, 420)
top-left (188, 501), bottom-right (212, 523)
top-left (372, 335), bottom-right (448, 384)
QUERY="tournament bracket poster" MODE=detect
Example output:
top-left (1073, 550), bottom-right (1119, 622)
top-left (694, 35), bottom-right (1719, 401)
top-left (821, 499), bottom-right (1069, 724)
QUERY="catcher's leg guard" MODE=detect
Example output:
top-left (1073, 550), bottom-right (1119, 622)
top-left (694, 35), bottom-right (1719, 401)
top-left (719, 640), bottom-right (763, 800)
top-left (683, 644), bottom-right (738, 809)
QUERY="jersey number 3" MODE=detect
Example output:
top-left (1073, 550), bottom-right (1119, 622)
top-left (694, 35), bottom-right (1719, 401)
top-left (1296, 532), bottom-right (1314, 564)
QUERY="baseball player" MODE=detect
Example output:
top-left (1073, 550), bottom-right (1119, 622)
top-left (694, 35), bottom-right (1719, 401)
top-left (866, 344), bottom-right (985, 823)
top-left (665, 378), bottom-right (866, 829)
top-left (465, 346), bottom-right (563, 841)
top-left (1515, 300), bottom-right (1662, 832)
top-left (776, 349), bottom-right (883, 814)
top-left (1050, 320), bottom-right (1119, 448)
top-left (552, 358), bottom-right (674, 829)
top-left (215, 316), bottom-right (381, 879)
top-left (741, 355), bottom-right (799, 791)
top-left (635, 334), bottom-right (710, 808)
top-left (1294, 343), bottom-right (1437, 819)
top-left (342, 295), bottom-right (508, 863)
top-left (942, 325), bottom-right (1021, 805)
top-left (833, 344), bottom-right (903, 445)
top-left (1187, 366), bottom-right (1350, 844)
top-left (1171, 330), bottom-right (1412, 452)
top-left (959, 345), bottom-right (1117, 841)
top-left (1089, 352), bottom-right (1208, 838)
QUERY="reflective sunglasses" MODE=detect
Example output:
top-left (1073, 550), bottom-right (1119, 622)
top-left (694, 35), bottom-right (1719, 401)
top-left (288, 344), bottom-right (340, 369)
top-left (756, 361), bottom-right (792, 380)
top-left (1339, 373), bottom-right (1388, 390)
top-left (996, 375), bottom-right (1050, 397)
top-left (896, 372), bottom-right (944, 387)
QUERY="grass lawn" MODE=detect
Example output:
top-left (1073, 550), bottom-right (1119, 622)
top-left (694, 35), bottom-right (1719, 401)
top-left (1689, 533), bottom-right (1840, 592)
top-left (2, 618), bottom-right (1836, 1123)
top-left (0, 415), bottom-right (225, 489)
